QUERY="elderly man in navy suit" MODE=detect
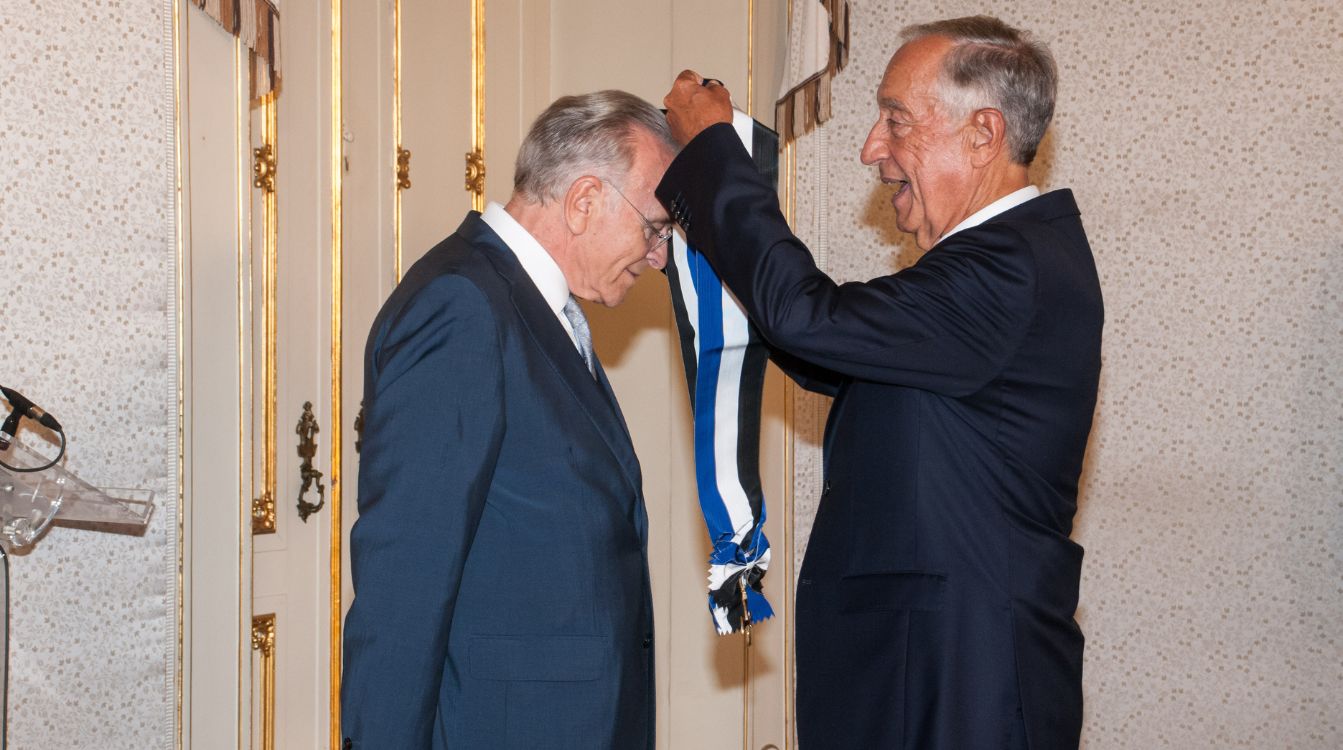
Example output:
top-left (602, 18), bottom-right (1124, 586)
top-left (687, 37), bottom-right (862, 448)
top-left (660, 16), bottom-right (1102, 750)
top-left (341, 90), bottom-right (676, 749)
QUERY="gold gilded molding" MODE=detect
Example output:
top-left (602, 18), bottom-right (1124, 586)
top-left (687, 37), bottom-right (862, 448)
top-left (330, 0), bottom-right (345, 745)
top-left (253, 93), bottom-right (279, 536)
top-left (251, 490), bottom-right (276, 533)
top-left (393, 0), bottom-right (404, 282)
top-left (464, 149), bottom-right (485, 200)
top-left (251, 613), bottom-right (277, 750)
top-left (252, 143), bottom-right (276, 193)
top-left (467, 0), bottom-right (485, 211)
top-left (396, 147), bottom-right (412, 191)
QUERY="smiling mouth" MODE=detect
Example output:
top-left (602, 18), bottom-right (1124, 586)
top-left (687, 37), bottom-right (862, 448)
top-left (883, 178), bottom-right (910, 204)
top-left (883, 177), bottom-right (910, 196)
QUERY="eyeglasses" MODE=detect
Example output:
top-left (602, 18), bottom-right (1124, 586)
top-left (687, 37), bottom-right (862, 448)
top-left (601, 179), bottom-right (673, 251)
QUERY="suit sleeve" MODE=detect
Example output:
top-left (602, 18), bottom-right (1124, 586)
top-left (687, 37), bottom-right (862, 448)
top-left (657, 123), bottom-right (1036, 397)
top-left (341, 275), bottom-right (505, 749)
top-left (768, 344), bottom-right (843, 397)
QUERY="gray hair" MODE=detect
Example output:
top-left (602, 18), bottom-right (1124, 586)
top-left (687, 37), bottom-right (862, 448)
top-left (901, 16), bottom-right (1057, 165)
top-left (513, 90), bottom-right (676, 202)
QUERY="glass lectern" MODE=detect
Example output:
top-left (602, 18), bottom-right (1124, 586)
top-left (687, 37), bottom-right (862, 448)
top-left (0, 438), bottom-right (154, 749)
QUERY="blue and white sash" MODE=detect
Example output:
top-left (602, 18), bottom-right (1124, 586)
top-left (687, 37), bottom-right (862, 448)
top-left (666, 112), bottom-right (778, 635)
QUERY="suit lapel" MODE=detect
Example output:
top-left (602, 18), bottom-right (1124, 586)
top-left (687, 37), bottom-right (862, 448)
top-left (461, 215), bottom-right (644, 503)
top-left (593, 357), bottom-right (648, 541)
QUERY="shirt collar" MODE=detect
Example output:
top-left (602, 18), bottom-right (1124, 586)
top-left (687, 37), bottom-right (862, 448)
top-left (481, 202), bottom-right (571, 317)
top-left (938, 185), bottom-right (1041, 245)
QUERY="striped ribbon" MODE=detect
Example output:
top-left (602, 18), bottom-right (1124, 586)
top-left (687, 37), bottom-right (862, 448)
top-left (666, 112), bottom-right (778, 635)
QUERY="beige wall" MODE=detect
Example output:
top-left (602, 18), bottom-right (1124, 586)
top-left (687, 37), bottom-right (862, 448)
top-left (790, 1), bottom-right (1342, 747)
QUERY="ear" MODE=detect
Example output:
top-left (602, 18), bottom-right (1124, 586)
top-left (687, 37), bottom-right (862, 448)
top-left (563, 175), bottom-right (604, 236)
top-left (966, 108), bottom-right (1007, 168)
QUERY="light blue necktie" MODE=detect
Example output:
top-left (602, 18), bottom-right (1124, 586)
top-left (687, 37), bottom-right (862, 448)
top-left (562, 296), bottom-right (596, 377)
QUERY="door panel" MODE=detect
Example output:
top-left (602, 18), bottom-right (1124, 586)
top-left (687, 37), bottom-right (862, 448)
top-left (250, 0), bottom-right (337, 746)
top-left (398, 0), bottom-right (473, 271)
top-left (181, 8), bottom-right (252, 749)
top-left (180, 0), bottom-right (336, 745)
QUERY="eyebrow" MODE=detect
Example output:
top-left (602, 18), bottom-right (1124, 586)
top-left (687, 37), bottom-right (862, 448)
top-left (879, 97), bottom-right (909, 113)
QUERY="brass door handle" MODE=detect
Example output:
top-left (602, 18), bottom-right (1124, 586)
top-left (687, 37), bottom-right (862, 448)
top-left (295, 401), bottom-right (325, 522)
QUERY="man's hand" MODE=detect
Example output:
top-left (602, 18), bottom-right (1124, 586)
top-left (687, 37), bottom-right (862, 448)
top-left (664, 70), bottom-right (733, 145)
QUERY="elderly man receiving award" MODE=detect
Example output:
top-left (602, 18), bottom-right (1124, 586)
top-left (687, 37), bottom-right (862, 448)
top-left (659, 16), bottom-right (1103, 750)
top-left (341, 90), bottom-right (676, 750)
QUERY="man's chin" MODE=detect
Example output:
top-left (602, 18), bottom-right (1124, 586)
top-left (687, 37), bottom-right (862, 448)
top-left (894, 217), bottom-right (926, 247)
top-left (913, 228), bottom-right (940, 251)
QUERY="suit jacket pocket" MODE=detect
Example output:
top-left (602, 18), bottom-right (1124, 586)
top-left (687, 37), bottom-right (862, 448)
top-left (838, 571), bottom-right (947, 613)
top-left (470, 634), bottom-right (610, 682)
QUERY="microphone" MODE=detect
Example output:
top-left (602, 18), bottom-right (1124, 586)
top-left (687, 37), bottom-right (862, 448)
top-left (0, 385), bottom-right (62, 451)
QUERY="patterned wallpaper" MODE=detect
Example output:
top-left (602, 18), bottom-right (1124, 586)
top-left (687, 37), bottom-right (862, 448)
top-left (787, 1), bottom-right (1342, 747)
top-left (0, 0), bottom-right (177, 748)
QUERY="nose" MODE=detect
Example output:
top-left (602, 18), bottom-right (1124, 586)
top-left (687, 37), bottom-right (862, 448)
top-left (860, 119), bottom-right (888, 166)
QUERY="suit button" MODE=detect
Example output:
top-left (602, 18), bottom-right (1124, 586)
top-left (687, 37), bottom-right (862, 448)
top-left (343, 740), bottom-right (352, 750)
top-left (823, 480), bottom-right (831, 495)
top-left (642, 636), bottom-right (652, 649)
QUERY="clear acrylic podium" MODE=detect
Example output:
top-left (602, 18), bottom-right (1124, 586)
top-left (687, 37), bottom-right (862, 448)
top-left (0, 437), bottom-right (154, 749)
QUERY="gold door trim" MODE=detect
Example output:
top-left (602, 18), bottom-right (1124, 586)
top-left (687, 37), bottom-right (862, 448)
top-left (329, 0), bottom-right (345, 746)
top-left (253, 94), bottom-right (279, 535)
top-left (392, 0), bottom-right (405, 282)
top-left (466, 0), bottom-right (485, 210)
top-left (251, 613), bottom-right (277, 750)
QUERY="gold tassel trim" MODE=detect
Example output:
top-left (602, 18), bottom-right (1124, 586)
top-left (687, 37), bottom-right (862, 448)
top-left (191, 0), bottom-right (280, 98)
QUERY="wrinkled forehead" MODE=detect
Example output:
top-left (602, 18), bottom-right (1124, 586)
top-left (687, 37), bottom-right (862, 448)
top-left (626, 133), bottom-right (675, 195)
top-left (633, 132), bottom-right (675, 177)
top-left (877, 35), bottom-right (955, 107)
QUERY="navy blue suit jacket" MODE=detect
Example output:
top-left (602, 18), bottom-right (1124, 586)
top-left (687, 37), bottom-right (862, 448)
top-left (657, 124), bottom-right (1103, 750)
top-left (341, 214), bottom-right (654, 749)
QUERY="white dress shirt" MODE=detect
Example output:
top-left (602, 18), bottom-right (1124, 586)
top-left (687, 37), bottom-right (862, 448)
top-left (937, 185), bottom-right (1041, 245)
top-left (480, 202), bottom-right (581, 350)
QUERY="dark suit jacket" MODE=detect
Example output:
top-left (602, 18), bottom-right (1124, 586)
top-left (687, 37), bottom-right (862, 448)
top-left (657, 123), bottom-right (1103, 750)
top-left (341, 214), bottom-right (654, 749)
